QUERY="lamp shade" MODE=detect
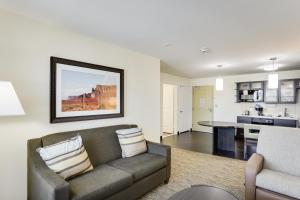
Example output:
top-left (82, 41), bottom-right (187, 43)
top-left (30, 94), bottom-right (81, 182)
top-left (216, 77), bottom-right (223, 91)
top-left (268, 73), bottom-right (278, 89)
top-left (0, 81), bottom-right (25, 116)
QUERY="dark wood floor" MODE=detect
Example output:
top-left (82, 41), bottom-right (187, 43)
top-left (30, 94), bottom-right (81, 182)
top-left (162, 131), bottom-right (245, 160)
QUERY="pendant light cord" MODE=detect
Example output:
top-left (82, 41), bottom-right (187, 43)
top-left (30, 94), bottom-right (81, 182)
top-left (270, 57), bottom-right (277, 73)
top-left (217, 65), bottom-right (222, 77)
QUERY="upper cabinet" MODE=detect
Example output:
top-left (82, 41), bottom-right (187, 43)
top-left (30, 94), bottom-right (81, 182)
top-left (236, 81), bottom-right (264, 102)
top-left (296, 79), bottom-right (300, 89)
top-left (279, 80), bottom-right (296, 103)
top-left (238, 82), bottom-right (263, 90)
top-left (236, 79), bottom-right (298, 104)
top-left (239, 82), bottom-right (250, 90)
top-left (265, 81), bottom-right (279, 103)
top-left (251, 82), bottom-right (263, 90)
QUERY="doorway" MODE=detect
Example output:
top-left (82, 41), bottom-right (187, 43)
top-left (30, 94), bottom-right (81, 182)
top-left (162, 84), bottom-right (177, 137)
top-left (192, 86), bottom-right (214, 133)
top-left (178, 85), bottom-right (192, 133)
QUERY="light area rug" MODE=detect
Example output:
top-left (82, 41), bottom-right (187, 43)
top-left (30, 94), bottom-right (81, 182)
top-left (141, 148), bottom-right (246, 200)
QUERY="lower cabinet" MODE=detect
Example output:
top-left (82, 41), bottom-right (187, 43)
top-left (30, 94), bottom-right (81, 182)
top-left (273, 119), bottom-right (298, 127)
top-left (244, 139), bottom-right (257, 160)
top-left (237, 116), bottom-right (252, 124)
top-left (237, 116), bottom-right (298, 128)
top-left (237, 116), bottom-right (298, 160)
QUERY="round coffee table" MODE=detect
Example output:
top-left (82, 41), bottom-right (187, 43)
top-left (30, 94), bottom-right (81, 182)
top-left (169, 185), bottom-right (239, 200)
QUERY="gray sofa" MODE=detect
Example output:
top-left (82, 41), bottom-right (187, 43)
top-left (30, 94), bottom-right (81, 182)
top-left (28, 124), bottom-right (171, 200)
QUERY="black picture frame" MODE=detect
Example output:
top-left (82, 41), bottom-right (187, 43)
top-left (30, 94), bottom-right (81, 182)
top-left (50, 57), bottom-right (124, 123)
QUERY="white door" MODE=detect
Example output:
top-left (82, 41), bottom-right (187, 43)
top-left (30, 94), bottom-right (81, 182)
top-left (162, 84), bottom-right (174, 134)
top-left (178, 85), bottom-right (192, 133)
top-left (192, 86), bottom-right (214, 133)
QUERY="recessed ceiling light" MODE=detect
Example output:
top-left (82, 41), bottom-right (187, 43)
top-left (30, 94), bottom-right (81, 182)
top-left (164, 43), bottom-right (173, 47)
top-left (200, 47), bottom-right (209, 54)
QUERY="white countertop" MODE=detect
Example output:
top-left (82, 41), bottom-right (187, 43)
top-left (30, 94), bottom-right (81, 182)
top-left (238, 115), bottom-right (298, 120)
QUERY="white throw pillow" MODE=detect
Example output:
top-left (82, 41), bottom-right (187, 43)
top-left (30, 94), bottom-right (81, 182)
top-left (116, 128), bottom-right (147, 158)
top-left (37, 135), bottom-right (93, 180)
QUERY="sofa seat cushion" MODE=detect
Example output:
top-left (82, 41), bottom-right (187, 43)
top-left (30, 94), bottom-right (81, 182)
top-left (256, 169), bottom-right (300, 199)
top-left (107, 153), bottom-right (166, 182)
top-left (69, 164), bottom-right (133, 200)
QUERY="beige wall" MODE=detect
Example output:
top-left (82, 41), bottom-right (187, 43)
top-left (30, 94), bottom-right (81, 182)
top-left (0, 10), bottom-right (161, 200)
top-left (160, 72), bottom-right (190, 86)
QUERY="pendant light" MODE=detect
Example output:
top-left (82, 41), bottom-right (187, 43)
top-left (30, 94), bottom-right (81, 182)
top-left (216, 65), bottom-right (223, 91)
top-left (268, 57), bottom-right (278, 89)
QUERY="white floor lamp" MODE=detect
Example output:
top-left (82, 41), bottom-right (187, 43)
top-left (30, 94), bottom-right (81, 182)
top-left (0, 81), bottom-right (25, 116)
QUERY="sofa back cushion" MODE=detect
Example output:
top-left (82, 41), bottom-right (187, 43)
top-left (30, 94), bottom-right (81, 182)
top-left (257, 126), bottom-right (300, 177)
top-left (41, 124), bottom-right (137, 167)
top-left (116, 128), bottom-right (147, 158)
top-left (37, 135), bottom-right (93, 180)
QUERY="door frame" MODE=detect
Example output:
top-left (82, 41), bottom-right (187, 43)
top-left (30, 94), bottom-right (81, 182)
top-left (162, 84), bottom-right (178, 137)
top-left (192, 85), bottom-right (214, 133)
top-left (177, 85), bottom-right (193, 134)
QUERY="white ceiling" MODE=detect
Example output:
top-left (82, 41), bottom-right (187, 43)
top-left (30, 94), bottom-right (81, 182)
top-left (1, 0), bottom-right (300, 78)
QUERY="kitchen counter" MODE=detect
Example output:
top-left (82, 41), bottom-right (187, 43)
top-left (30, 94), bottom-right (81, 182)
top-left (237, 115), bottom-right (298, 128)
top-left (198, 121), bottom-right (240, 158)
top-left (237, 115), bottom-right (298, 121)
top-left (198, 121), bottom-right (244, 128)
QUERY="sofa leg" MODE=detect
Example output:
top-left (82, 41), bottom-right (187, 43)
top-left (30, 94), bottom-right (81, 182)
top-left (164, 179), bottom-right (169, 184)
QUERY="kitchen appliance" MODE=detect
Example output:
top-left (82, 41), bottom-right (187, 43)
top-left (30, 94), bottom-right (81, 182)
top-left (252, 117), bottom-right (274, 125)
top-left (254, 104), bottom-right (263, 116)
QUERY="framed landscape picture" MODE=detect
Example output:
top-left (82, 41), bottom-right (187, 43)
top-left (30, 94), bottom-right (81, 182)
top-left (50, 57), bottom-right (124, 123)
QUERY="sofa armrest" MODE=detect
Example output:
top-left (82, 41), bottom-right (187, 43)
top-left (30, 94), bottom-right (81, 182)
top-left (245, 153), bottom-right (264, 200)
top-left (28, 139), bottom-right (69, 200)
top-left (146, 141), bottom-right (171, 182)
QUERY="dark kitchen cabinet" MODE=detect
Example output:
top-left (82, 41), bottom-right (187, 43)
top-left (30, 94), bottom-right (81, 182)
top-left (237, 116), bottom-right (298, 160)
top-left (251, 82), bottom-right (264, 90)
top-left (236, 82), bottom-right (264, 102)
top-left (237, 116), bottom-right (298, 128)
top-left (264, 81), bottom-right (279, 104)
top-left (236, 79), bottom-right (298, 104)
top-left (239, 82), bottom-right (250, 90)
top-left (237, 116), bottom-right (252, 124)
top-left (296, 79), bottom-right (300, 89)
top-left (279, 80), bottom-right (297, 103)
top-left (273, 119), bottom-right (298, 128)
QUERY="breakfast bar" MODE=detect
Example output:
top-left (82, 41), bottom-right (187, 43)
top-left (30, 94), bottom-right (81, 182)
top-left (198, 121), bottom-right (244, 157)
top-left (198, 117), bottom-right (298, 159)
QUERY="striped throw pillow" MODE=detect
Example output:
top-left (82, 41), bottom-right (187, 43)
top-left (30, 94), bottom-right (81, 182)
top-left (37, 135), bottom-right (93, 180)
top-left (116, 128), bottom-right (147, 158)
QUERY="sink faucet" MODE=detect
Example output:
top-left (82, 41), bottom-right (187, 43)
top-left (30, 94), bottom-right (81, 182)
top-left (284, 108), bottom-right (288, 117)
